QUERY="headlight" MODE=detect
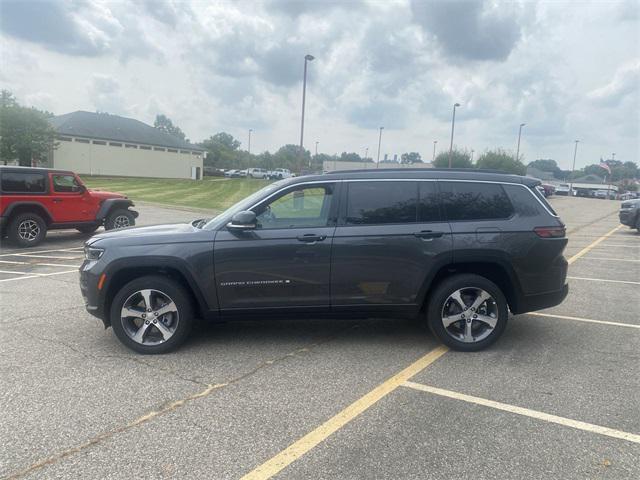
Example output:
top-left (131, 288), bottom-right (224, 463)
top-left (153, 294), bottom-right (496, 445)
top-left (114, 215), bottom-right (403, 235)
top-left (85, 246), bottom-right (105, 261)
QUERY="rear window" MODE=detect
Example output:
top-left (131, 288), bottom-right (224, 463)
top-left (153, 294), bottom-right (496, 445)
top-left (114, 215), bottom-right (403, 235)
top-left (440, 182), bottom-right (514, 221)
top-left (1, 172), bottom-right (46, 193)
top-left (530, 186), bottom-right (558, 216)
top-left (346, 181), bottom-right (417, 225)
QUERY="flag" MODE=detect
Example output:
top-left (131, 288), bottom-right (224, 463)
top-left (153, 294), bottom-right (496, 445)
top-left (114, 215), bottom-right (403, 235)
top-left (598, 161), bottom-right (611, 174)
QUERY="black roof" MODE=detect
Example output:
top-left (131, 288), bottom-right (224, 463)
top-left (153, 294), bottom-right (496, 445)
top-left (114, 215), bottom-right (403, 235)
top-left (300, 168), bottom-right (540, 187)
top-left (0, 165), bottom-right (75, 174)
top-left (49, 111), bottom-right (204, 151)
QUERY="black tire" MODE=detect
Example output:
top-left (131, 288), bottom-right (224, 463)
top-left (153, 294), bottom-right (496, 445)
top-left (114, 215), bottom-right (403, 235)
top-left (8, 212), bottom-right (47, 247)
top-left (427, 274), bottom-right (509, 352)
top-left (77, 225), bottom-right (99, 234)
top-left (110, 275), bottom-right (194, 354)
top-left (104, 209), bottom-right (135, 230)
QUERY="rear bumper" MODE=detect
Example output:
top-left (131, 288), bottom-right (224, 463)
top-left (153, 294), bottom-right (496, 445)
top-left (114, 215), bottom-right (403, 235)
top-left (512, 283), bottom-right (569, 314)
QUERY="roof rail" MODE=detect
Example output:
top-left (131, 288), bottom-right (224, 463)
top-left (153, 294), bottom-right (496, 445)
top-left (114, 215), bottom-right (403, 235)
top-left (325, 167), bottom-right (516, 175)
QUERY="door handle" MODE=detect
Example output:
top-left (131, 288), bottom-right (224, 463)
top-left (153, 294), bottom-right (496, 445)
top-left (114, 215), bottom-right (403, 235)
top-left (296, 234), bottom-right (327, 243)
top-left (413, 230), bottom-right (444, 240)
top-left (53, 199), bottom-right (62, 203)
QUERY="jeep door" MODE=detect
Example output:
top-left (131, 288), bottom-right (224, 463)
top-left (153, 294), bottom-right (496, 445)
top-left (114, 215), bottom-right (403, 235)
top-left (331, 180), bottom-right (452, 309)
top-left (214, 182), bottom-right (338, 311)
top-left (47, 173), bottom-right (94, 222)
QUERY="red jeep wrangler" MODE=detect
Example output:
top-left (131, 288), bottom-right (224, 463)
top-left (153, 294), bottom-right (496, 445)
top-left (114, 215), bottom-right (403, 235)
top-left (0, 166), bottom-right (138, 247)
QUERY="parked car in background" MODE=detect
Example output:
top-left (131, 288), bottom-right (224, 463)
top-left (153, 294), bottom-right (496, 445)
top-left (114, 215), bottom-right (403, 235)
top-left (224, 169), bottom-right (237, 178)
top-left (595, 189), bottom-right (616, 200)
top-left (80, 168), bottom-right (568, 354)
top-left (0, 166), bottom-right (137, 247)
top-left (619, 198), bottom-right (640, 232)
top-left (247, 168), bottom-right (268, 179)
top-left (555, 184), bottom-right (571, 196)
top-left (268, 168), bottom-right (293, 180)
top-left (540, 184), bottom-right (555, 197)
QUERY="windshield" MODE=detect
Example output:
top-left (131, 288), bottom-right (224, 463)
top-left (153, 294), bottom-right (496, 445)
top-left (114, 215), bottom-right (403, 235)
top-left (203, 179), bottom-right (288, 230)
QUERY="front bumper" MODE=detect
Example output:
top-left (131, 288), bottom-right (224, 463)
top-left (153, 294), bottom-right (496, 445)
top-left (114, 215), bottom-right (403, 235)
top-left (79, 260), bottom-right (108, 327)
top-left (619, 210), bottom-right (637, 227)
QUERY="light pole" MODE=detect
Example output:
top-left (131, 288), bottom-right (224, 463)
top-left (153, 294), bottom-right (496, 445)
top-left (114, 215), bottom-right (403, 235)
top-left (432, 140), bottom-right (437, 163)
top-left (376, 126), bottom-right (384, 168)
top-left (516, 123), bottom-right (526, 162)
top-left (315, 141), bottom-right (319, 156)
top-left (569, 140), bottom-right (579, 195)
top-left (471, 149), bottom-right (475, 163)
top-left (364, 147), bottom-right (369, 168)
top-left (612, 152), bottom-right (616, 161)
top-left (448, 103), bottom-right (460, 168)
top-left (248, 129), bottom-right (252, 155)
top-left (300, 54), bottom-right (314, 168)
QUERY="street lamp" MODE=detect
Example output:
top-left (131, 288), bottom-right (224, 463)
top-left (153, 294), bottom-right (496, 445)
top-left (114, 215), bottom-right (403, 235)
top-left (448, 103), bottom-right (460, 168)
top-left (569, 140), bottom-right (579, 195)
top-left (612, 152), bottom-right (616, 161)
top-left (516, 123), bottom-right (526, 162)
top-left (300, 54), bottom-right (315, 168)
top-left (471, 149), bottom-right (475, 163)
top-left (432, 140), bottom-right (437, 163)
top-left (364, 146), bottom-right (369, 168)
top-left (248, 129), bottom-right (252, 155)
top-left (315, 141), bottom-right (319, 156)
top-left (376, 127), bottom-right (384, 168)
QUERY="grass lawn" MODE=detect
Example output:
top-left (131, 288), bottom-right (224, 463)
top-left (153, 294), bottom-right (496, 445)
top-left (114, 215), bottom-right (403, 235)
top-left (81, 176), bottom-right (270, 211)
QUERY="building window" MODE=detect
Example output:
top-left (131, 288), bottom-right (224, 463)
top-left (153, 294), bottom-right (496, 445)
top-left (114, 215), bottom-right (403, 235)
top-left (154, 147), bottom-right (165, 151)
top-left (109, 142), bottom-right (122, 147)
top-left (125, 144), bottom-right (138, 149)
top-left (92, 140), bottom-right (106, 145)
top-left (191, 152), bottom-right (201, 156)
top-left (75, 138), bottom-right (90, 144)
top-left (57, 136), bottom-right (72, 142)
top-left (140, 146), bottom-right (151, 150)
top-left (167, 149), bottom-right (178, 153)
top-left (180, 150), bottom-right (190, 155)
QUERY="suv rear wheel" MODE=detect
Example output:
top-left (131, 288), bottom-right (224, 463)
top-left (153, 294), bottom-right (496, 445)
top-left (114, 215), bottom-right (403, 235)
top-left (427, 274), bottom-right (508, 351)
top-left (105, 209), bottom-right (135, 230)
top-left (110, 276), bottom-right (194, 354)
top-left (9, 212), bottom-right (47, 247)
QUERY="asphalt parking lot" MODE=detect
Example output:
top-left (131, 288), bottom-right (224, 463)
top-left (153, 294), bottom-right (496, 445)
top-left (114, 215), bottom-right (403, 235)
top-left (1, 197), bottom-right (638, 479)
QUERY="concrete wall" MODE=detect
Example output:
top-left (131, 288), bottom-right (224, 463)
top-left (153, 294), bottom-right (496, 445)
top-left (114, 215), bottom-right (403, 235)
top-left (51, 137), bottom-right (204, 179)
top-left (324, 160), bottom-right (433, 172)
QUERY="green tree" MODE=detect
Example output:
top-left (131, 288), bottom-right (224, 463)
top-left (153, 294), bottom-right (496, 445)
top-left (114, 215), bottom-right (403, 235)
top-left (476, 149), bottom-right (526, 175)
top-left (201, 132), bottom-right (241, 169)
top-left (0, 91), bottom-right (57, 166)
top-left (433, 149), bottom-right (472, 168)
top-left (339, 152), bottom-right (362, 162)
top-left (401, 152), bottom-right (422, 164)
top-left (273, 144), bottom-right (311, 173)
top-left (154, 114), bottom-right (186, 141)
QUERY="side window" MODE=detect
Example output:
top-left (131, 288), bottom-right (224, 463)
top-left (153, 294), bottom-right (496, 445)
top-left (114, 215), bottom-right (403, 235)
top-left (52, 174), bottom-right (82, 193)
top-left (1, 173), bottom-right (46, 193)
top-left (255, 184), bottom-right (334, 229)
top-left (418, 182), bottom-right (441, 222)
top-left (346, 181), bottom-right (417, 225)
top-left (440, 182), bottom-right (514, 221)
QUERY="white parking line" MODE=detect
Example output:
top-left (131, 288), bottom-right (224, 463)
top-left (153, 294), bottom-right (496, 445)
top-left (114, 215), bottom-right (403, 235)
top-left (0, 270), bottom-right (31, 275)
top-left (567, 276), bottom-right (640, 285)
top-left (0, 270), bottom-right (78, 282)
top-left (0, 260), bottom-right (80, 268)
top-left (528, 312), bottom-right (640, 329)
top-left (10, 254), bottom-right (83, 260)
top-left (0, 247), bottom-right (83, 257)
top-left (402, 381), bottom-right (640, 444)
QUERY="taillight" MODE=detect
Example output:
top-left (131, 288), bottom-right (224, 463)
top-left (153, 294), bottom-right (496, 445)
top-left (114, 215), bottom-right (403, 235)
top-left (534, 226), bottom-right (566, 238)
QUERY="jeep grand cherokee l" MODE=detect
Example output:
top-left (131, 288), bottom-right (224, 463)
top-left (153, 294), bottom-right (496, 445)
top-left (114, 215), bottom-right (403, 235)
top-left (0, 166), bottom-right (138, 247)
top-left (80, 169), bottom-right (568, 354)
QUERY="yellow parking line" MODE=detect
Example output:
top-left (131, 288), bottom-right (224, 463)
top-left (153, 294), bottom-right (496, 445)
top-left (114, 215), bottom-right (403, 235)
top-left (402, 381), bottom-right (640, 444)
top-left (580, 257), bottom-right (640, 262)
top-left (240, 345), bottom-right (449, 480)
top-left (567, 276), bottom-right (640, 285)
top-left (528, 312), bottom-right (640, 329)
top-left (568, 225), bottom-right (622, 264)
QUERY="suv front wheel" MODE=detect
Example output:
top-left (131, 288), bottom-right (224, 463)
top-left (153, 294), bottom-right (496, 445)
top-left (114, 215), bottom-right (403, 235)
top-left (9, 212), bottom-right (47, 247)
top-left (427, 274), bottom-right (508, 351)
top-left (105, 209), bottom-right (135, 230)
top-left (110, 276), bottom-right (194, 354)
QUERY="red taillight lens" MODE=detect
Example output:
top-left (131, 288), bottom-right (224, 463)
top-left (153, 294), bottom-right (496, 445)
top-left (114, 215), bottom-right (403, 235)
top-left (534, 226), bottom-right (566, 238)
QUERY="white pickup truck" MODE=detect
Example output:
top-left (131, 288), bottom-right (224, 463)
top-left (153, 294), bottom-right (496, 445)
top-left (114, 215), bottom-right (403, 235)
top-left (268, 168), bottom-right (293, 180)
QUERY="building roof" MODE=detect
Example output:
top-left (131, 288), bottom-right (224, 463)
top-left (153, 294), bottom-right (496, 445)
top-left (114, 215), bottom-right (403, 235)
top-left (50, 111), bottom-right (204, 151)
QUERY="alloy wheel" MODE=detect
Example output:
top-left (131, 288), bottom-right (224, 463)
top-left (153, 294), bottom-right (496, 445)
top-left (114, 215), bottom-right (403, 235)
top-left (120, 289), bottom-right (179, 346)
top-left (441, 287), bottom-right (499, 343)
top-left (18, 220), bottom-right (40, 242)
top-left (113, 215), bottom-right (131, 228)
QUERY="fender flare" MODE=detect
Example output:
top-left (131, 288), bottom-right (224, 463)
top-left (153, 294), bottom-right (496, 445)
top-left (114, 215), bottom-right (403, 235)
top-left (3, 202), bottom-right (53, 224)
top-left (96, 198), bottom-right (135, 221)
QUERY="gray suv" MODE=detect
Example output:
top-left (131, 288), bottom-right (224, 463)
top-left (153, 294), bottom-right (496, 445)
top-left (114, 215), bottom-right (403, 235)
top-left (80, 169), bottom-right (569, 354)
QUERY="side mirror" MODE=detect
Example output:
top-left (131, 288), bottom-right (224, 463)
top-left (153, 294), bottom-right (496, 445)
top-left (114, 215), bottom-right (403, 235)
top-left (227, 210), bottom-right (257, 231)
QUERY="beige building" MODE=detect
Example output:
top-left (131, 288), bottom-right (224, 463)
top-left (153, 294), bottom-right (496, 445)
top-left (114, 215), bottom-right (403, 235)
top-left (48, 111), bottom-right (204, 179)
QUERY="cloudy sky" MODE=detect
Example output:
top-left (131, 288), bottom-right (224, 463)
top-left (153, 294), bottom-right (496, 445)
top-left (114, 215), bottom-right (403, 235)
top-left (1, 0), bottom-right (638, 169)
